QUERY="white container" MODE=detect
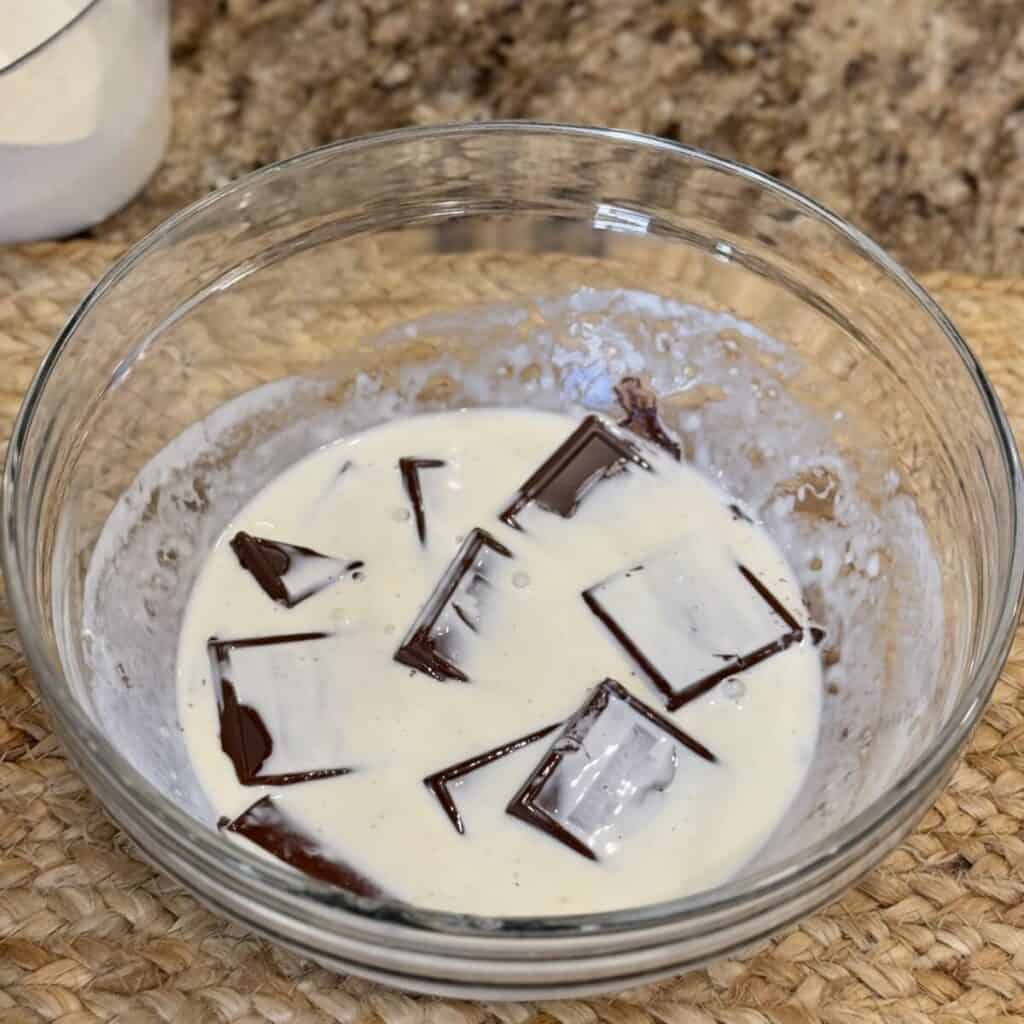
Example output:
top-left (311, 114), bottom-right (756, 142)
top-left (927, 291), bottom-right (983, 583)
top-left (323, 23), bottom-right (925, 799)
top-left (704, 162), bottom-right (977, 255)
top-left (0, 0), bottom-right (170, 243)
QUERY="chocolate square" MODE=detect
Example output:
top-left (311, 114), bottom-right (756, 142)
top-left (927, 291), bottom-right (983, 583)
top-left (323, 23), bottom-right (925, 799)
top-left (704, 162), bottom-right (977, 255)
top-left (582, 535), bottom-right (807, 710)
top-left (223, 796), bottom-right (383, 897)
top-left (424, 722), bottom-right (559, 834)
top-left (499, 415), bottom-right (651, 529)
top-left (506, 679), bottom-right (715, 861)
top-left (230, 531), bottom-right (363, 608)
top-left (394, 528), bottom-right (513, 682)
top-left (208, 633), bottom-right (354, 785)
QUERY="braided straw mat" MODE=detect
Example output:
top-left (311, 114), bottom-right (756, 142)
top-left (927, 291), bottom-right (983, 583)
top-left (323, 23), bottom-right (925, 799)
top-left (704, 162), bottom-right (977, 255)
top-left (2, 242), bottom-right (1024, 1024)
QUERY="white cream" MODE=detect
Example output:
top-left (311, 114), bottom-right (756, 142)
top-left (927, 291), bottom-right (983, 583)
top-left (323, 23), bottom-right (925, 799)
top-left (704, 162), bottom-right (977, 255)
top-left (176, 408), bottom-right (822, 915)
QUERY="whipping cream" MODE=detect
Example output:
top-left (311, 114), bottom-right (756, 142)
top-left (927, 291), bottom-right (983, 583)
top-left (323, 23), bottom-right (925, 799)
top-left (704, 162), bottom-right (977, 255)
top-left (176, 407), bottom-right (822, 915)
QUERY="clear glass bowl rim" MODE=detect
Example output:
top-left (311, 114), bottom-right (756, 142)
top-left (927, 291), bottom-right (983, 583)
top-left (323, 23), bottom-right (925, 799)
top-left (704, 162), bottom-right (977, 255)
top-left (3, 121), bottom-right (1023, 942)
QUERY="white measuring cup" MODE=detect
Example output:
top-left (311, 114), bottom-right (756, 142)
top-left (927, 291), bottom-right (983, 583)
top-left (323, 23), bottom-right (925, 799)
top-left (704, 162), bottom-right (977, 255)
top-left (0, 0), bottom-right (169, 243)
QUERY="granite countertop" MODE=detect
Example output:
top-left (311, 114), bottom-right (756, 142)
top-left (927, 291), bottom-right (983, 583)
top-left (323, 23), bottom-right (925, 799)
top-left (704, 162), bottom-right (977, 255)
top-left (96, 0), bottom-right (1024, 276)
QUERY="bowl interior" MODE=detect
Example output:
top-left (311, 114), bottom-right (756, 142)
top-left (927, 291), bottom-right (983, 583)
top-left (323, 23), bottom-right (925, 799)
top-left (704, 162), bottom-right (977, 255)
top-left (8, 126), bottom-right (1017, 926)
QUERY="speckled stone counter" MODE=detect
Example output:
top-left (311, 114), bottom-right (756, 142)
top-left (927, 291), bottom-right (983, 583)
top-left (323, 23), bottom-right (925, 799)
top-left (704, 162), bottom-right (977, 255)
top-left (86, 0), bottom-right (1024, 276)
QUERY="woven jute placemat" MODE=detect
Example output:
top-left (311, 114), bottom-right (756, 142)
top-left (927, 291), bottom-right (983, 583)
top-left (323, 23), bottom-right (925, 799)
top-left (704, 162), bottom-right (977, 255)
top-left (2, 243), bottom-right (1024, 1023)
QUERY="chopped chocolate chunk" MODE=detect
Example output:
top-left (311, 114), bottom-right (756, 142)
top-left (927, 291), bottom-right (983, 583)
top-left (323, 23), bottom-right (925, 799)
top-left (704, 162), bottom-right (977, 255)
top-left (614, 377), bottom-right (682, 460)
top-left (582, 535), bottom-right (807, 711)
top-left (398, 457), bottom-right (446, 545)
top-left (507, 680), bottom-right (715, 861)
top-left (394, 528), bottom-right (513, 681)
top-left (223, 796), bottom-right (383, 897)
top-left (230, 531), bottom-right (362, 608)
top-left (208, 633), bottom-right (354, 785)
top-left (214, 672), bottom-right (271, 783)
top-left (500, 415), bottom-right (651, 529)
top-left (424, 723), bottom-right (560, 834)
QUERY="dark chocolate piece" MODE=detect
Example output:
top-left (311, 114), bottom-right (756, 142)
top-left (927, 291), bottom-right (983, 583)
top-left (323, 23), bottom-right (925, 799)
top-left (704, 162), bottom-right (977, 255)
top-left (582, 542), bottom-right (808, 711)
top-left (214, 673), bottom-right (271, 783)
top-left (507, 680), bottom-right (715, 861)
top-left (614, 377), bottom-right (682, 460)
top-left (230, 531), bottom-right (362, 608)
top-left (658, 630), bottom-right (804, 710)
top-left (223, 796), bottom-right (383, 897)
top-left (737, 564), bottom-right (801, 632)
top-left (208, 633), bottom-right (353, 785)
top-left (499, 415), bottom-right (651, 529)
top-left (424, 723), bottom-right (559, 834)
top-left (399, 457), bottom-right (446, 545)
top-left (394, 528), bottom-right (513, 681)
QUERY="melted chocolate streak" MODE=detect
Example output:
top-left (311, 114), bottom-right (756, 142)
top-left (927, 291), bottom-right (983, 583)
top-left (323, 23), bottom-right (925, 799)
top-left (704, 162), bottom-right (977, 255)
top-left (614, 376), bottom-right (682, 461)
top-left (394, 528), bottom-right (512, 682)
top-left (453, 600), bottom-right (479, 633)
top-left (583, 565), bottom-right (819, 712)
top-left (209, 633), bottom-right (353, 786)
top-left (500, 415), bottom-right (651, 529)
top-left (230, 531), bottom-right (363, 608)
top-left (399, 457), bottom-right (445, 545)
top-left (223, 796), bottom-right (384, 897)
top-left (728, 502), bottom-right (753, 524)
top-left (506, 680), bottom-right (715, 861)
top-left (424, 723), bottom-right (560, 834)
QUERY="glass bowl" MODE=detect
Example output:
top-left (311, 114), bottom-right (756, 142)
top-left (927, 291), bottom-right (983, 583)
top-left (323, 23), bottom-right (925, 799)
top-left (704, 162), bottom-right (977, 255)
top-left (3, 123), bottom-right (1022, 998)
